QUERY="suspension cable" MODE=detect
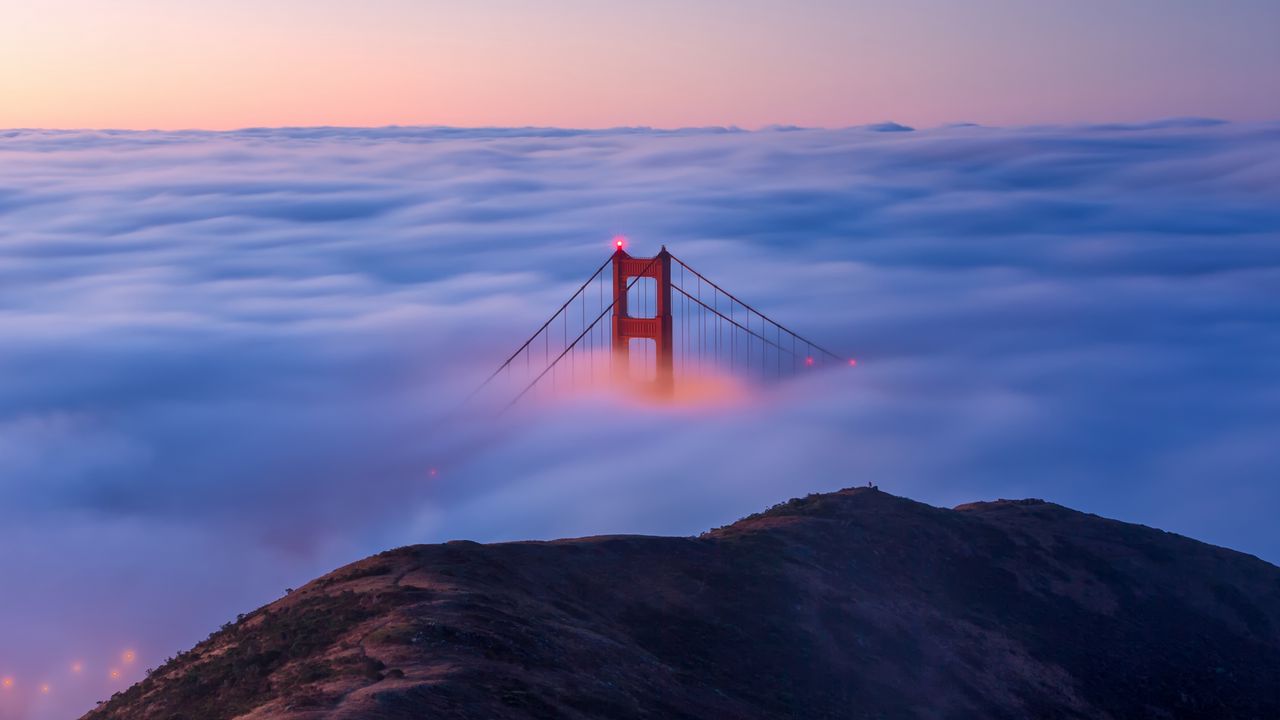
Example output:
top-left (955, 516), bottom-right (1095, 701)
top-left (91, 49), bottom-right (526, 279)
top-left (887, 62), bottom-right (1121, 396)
top-left (668, 252), bottom-right (841, 361)
top-left (503, 255), bottom-right (661, 412)
top-left (466, 253), bottom-right (613, 402)
top-left (672, 285), bottom-right (803, 358)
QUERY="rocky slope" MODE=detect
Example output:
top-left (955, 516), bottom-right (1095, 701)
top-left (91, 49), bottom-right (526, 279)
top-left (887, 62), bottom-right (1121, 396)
top-left (84, 488), bottom-right (1280, 719)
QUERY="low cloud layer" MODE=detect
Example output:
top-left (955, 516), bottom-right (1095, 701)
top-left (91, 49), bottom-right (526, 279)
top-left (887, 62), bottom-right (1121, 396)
top-left (1, 121), bottom-right (1278, 718)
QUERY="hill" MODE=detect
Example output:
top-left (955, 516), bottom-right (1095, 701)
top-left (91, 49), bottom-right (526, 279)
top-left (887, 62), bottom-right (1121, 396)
top-left (83, 488), bottom-right (1280, 719)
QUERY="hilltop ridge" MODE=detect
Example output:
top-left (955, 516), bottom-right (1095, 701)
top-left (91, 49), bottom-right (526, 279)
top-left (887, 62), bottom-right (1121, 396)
top-left (85, 487), bottom-right (1280, 720)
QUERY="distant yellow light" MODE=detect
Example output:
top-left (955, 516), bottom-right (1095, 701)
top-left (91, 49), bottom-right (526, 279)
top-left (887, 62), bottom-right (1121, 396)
top-left (40, 683), bottom-right (50, 694)
top-left (109, 669), bottom-right (121, 680)
top-left (2, 677), bottom-right (13, 688)
top-left (122, 650), bottom-right (136, 664)
top-left (71, 662), bottom-right (83, 674)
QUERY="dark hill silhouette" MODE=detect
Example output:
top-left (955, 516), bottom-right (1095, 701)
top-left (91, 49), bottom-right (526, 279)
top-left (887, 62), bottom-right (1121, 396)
top-left (84, 488), bottom-right (1280, 719)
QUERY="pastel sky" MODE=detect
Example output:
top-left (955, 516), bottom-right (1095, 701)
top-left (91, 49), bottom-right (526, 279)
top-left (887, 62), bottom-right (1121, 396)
top-left (2, 0), bottom-right (1278, 130)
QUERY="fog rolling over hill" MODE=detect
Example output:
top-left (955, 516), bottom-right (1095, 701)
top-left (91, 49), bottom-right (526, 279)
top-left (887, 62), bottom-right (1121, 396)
top-left (84, 488), bottom-right (1280, 720)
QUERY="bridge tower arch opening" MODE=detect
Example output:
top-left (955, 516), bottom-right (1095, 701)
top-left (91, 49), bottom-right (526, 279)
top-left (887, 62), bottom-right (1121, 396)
top-left (612, 246), bottom-right (674, 394)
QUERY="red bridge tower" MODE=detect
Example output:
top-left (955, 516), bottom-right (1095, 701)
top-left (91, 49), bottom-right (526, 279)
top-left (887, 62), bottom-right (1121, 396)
top-left (612, 245), bottom-right (674, 394)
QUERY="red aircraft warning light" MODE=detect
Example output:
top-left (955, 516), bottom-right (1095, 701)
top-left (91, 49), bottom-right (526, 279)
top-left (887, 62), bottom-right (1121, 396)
top-left (849, 358), bottom-right (858, 367)
top-left (805, 356), bottom-right (815, 367)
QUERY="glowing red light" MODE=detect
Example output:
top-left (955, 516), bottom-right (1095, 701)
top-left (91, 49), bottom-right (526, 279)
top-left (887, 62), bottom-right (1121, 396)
top-left (428, 467), bottom-right (438, 478)
top-left (613, 235), bottom-right (626, 250)
top-left (805, 357), bottom-right (814, 367)
top-left (848, 358), bottom-right (857, 367)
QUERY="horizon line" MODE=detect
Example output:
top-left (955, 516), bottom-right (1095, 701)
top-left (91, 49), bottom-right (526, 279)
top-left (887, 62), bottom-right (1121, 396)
top-left (0, 116), bottom-right (1259, 135)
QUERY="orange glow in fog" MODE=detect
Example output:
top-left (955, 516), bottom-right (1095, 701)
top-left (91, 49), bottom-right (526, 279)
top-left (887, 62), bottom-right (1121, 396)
top-left (655, 371), bottom-right (751, 408)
